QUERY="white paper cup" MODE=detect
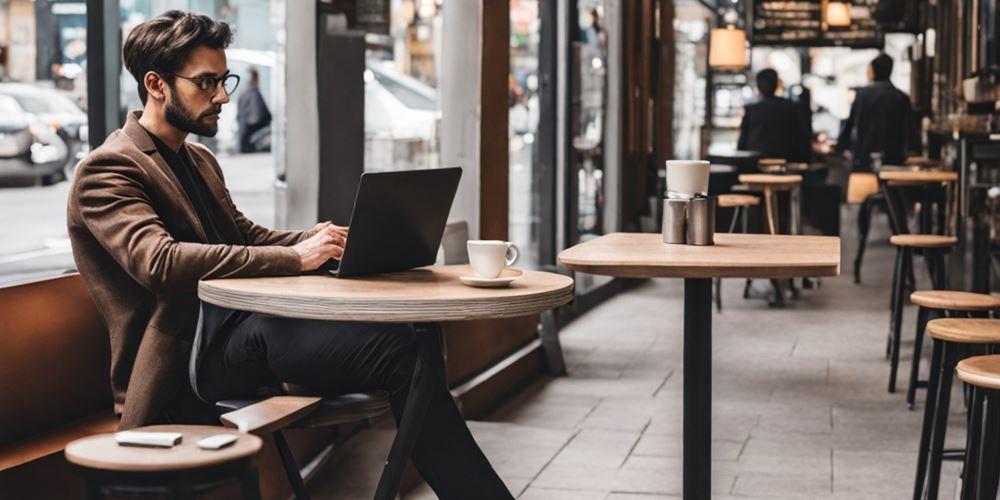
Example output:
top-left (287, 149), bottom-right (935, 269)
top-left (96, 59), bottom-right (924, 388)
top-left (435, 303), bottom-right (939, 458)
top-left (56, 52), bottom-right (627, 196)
top-left (666, 160), bottom-right (710, 199)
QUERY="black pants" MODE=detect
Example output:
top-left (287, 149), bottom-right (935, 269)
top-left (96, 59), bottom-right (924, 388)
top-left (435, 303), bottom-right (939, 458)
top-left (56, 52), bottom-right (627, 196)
top-left (198, 311), bottom-right (513, 500)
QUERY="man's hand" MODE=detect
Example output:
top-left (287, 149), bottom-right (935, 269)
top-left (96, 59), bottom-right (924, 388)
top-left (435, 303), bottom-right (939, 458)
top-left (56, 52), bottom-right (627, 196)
top-left (293, 222), bottom-right (348, 272)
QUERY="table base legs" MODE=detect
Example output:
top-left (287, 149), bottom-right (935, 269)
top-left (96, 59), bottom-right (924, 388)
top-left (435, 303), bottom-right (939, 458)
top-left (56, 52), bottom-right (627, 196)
top-left (373, 323), bottom-right (443, 500)
top-left (684, 278), bottom-right (713, 499)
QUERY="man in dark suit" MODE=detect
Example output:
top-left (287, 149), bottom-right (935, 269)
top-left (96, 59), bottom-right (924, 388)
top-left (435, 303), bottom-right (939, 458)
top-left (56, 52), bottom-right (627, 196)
top-left (836, 53), bottom-right (916, 171)
top-left (737, 69), bottom-right (812, 163)
top-left (67, 11), bottom-right (512, 499)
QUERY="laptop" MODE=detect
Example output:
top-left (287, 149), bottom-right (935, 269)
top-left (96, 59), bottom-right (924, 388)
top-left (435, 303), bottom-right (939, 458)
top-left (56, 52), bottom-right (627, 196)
top-left (326, 167), bottom-right (462, 277)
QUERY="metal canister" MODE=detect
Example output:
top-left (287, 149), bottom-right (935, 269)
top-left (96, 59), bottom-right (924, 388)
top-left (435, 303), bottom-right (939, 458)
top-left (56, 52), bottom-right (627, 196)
top-left (687, 196), bottom-right (716, 246)
top-left (662, 198), bottom-right (688, 244)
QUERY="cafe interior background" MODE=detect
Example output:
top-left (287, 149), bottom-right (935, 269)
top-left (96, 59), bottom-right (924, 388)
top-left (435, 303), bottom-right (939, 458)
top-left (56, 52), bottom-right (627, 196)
top-left (4, 0), bottom-right (1000, 498)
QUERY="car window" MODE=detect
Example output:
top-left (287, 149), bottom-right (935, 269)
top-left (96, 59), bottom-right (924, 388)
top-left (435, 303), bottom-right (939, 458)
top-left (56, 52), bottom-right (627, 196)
top-left (4, 90), bottom-right (81, 114)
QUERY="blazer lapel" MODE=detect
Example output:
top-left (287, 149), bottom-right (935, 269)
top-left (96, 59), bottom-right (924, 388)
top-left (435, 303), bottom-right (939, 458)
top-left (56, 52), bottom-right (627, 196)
top-left (121, 112), bottom-right (210, 243)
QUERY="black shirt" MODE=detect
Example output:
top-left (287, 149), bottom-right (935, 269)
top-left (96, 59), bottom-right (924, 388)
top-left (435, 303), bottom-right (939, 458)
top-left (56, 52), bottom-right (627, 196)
top-left (737, 95), bottom-right (813, 163)
top-left (835, 80), bottom-right (916, 171)
top-left (145, 129), bottom-right (226, 244)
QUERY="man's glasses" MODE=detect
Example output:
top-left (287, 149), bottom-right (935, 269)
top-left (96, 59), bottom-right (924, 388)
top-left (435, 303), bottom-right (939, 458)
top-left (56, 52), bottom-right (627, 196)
top-left (172, 72), bottom-right (241, 96)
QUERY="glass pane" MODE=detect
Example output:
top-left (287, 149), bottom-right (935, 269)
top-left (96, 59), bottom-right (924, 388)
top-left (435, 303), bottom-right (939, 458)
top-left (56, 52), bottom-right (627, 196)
top-left (120, 0), bottom-right (283, 229)
top-left (0, 0), bottom-right (89, 285)
top-left (364, 0), bottom-right (442, 173)
top-left (509, 0), bottom-right (541, 269)
top-left (573, 0), bottom-right (606, 242)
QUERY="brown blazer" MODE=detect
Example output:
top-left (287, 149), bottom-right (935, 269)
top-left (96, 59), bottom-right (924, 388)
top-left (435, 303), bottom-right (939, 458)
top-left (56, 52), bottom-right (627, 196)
top-left (67, 111), bottom-right (306, 429)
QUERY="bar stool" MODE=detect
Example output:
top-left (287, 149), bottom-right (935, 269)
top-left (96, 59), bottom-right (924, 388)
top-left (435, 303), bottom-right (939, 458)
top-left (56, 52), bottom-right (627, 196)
top-left (956, 354), bottom-right (1000, 500)
top-left (887, 234), bottom-right (957, 394)
top-left (65, 425), bottom-right (263, 499)
top-left (737, 174), bottom-right (803, 236)
top-left (914, 319), bottom-right (1000, 500)
top-left (906, 291), bottom-right (1000, 408)
top-left (847, 171), bottom-right (882, 284)
top-left (713, 193), bottom-right (760, 311)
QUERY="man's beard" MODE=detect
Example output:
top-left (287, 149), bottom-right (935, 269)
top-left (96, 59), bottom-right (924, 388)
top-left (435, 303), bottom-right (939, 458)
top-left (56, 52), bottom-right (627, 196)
top-left (164, 91), bottom-right (221, 137)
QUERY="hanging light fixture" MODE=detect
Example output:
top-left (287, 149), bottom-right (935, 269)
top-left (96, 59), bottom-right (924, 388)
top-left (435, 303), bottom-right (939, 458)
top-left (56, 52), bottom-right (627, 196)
top-left (826, 2), bottom-right (852, 27)
top-left (709, 26), bottom-right (747, 70)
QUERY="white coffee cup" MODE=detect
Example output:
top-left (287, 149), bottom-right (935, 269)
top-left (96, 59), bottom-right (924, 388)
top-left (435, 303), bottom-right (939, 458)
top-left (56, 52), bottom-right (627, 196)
top-left (467, 240), bottom-right (519, 279)
top-left (666, 160), bottom-right (710, 199)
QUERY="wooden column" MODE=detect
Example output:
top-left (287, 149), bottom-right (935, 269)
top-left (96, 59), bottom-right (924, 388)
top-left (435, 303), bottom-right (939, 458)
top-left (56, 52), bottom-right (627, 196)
top-left (654, 0), bottom-right (676, 167)
top-left (480, 0), bottom-right (511, 240)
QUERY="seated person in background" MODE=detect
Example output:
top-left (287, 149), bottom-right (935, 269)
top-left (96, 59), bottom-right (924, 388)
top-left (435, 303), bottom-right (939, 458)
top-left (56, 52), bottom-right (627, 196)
top-left (738, 69), bottom-right (812, 164)
top-left (835, 52), bottom-right (917, 171)
top-left (66, 11), bottom-right (512, 499)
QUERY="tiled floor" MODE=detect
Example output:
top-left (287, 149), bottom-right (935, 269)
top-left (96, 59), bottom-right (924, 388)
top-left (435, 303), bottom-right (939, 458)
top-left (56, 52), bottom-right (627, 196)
top-left (313, 214), bottom-right (969, 499)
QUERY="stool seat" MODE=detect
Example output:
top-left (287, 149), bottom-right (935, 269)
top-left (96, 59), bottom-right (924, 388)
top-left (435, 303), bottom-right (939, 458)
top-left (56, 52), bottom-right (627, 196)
top-left (927, 319), bottom-right (1000, 344)
top-left (911, 290), bottom-right (1000, 311)
top-left (717, 194), bottom-right (760, 208)
top-left (65, 425), bottom-right (261, 472)
top-left (956, 355), bottom-right (1000, 390)
top-left (889, 234), bottom-right (958, 248)
top-left (738, 174), bottom-right (803, 185)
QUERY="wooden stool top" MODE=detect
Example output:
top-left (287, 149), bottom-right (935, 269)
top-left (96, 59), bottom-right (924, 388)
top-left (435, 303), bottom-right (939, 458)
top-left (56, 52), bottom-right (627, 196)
top-left (889, 234), bottom-right (958, 248)
top-left (911, 290), bottom-right (1000, 311)
top-left (65, 425), bottom-right (261, 472)
top-left (738, 174), bottom-right (803, 186)
top-left (718, 194), bottom-right (760, 208)
top-left (957, 355), bottom-right (1000, 390)
top-left (927, 319), bottom-right (1000, 344)
top-left (878, 170), bottom-right (958, 184)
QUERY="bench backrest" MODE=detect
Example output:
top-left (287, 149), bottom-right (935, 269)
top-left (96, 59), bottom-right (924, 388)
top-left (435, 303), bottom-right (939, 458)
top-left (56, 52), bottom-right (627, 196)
top-left (0, 273), bottom-right (111, 445)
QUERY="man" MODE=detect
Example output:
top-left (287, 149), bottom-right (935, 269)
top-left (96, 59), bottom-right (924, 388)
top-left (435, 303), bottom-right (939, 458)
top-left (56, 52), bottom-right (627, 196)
top-left (67, 11), bottom-right (512, 499)
top-left (737, 68), bottom-right (812, 163)
top-left (836, 52), bottom-right (916, 171)
top-left (236, 67), bottom-right (271, 153)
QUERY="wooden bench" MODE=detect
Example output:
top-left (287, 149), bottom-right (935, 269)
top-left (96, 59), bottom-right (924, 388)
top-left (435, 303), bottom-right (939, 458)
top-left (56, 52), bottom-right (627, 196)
top-left (0, 273), bottom-right (118, 498)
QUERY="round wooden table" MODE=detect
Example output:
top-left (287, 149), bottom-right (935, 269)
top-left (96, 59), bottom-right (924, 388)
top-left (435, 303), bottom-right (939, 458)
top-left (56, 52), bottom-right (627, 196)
top-left (199, 265), bottom-right (574, 322)
top-left (65, 425), bottom-right (262, 499)
top-left (198, 265), bottom-right (574, 500)
top-left (559, 233), bottom-right (840, 500)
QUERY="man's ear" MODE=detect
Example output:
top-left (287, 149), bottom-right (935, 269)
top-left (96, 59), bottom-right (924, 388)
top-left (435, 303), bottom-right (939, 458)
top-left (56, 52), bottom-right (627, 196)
top-left (144, 71), bottom-right (166, 102)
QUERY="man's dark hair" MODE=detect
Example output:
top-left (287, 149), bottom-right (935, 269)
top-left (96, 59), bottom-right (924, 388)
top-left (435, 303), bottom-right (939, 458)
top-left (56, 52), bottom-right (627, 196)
top-left (123, 10), bottom-right (233, 105)
top-left (871, 53), bottom-right (893, 81)
top-left (756, 69), bottom-right (779, 97)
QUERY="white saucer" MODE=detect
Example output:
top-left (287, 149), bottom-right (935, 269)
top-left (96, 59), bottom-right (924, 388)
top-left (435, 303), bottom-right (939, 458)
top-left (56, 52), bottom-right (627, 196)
top-left (460, 269), bottom-right (523, 288)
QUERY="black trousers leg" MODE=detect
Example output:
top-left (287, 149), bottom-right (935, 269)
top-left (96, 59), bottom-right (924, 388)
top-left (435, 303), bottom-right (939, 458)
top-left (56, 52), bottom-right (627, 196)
top-left (198, 313), bottom-right (513, 500)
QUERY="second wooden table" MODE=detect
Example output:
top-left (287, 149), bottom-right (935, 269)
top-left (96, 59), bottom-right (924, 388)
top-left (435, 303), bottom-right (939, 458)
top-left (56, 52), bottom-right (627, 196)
top-left (559, 232), bottom-right (840, 499)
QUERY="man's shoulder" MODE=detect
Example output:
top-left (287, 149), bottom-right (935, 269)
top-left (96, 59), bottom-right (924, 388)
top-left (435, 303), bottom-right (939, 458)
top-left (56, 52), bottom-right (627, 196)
top-left (76, 130), bottom-right (146, 173)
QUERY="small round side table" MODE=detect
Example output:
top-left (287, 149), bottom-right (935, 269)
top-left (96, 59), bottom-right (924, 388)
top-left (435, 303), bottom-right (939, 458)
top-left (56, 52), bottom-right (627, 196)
top-left (65, 425), bottom-right (263, 500)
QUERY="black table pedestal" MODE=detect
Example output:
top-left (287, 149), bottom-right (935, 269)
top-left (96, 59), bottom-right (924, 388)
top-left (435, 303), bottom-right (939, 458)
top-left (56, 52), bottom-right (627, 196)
top-left (684, 278), bottom-right (713, 499)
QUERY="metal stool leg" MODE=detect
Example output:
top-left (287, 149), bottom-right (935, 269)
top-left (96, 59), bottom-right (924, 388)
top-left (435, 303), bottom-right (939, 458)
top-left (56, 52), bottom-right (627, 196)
top-left (715, 206), bottom-right (744, 312)
top-left (908, 306), bottom-right (932, 408)
top-left (926, 342), bottom-right (958, 500)
top-left (889, 247), bottom-right (909, 392)
top-left (914, 338), bottom-right (944, 500)
top-left (273, 430), bottom-right (310, 500)
top-left (961, 386), bottom-right (986, 500)
top-left (975, 389), bottom-right (1000, 500)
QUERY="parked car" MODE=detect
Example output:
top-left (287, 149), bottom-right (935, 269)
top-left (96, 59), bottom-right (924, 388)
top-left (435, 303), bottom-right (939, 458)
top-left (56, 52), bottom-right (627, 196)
top-left (0, 83), bottom-right (89, 178)
top-left (0, 94), bottom-right (70, 186)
